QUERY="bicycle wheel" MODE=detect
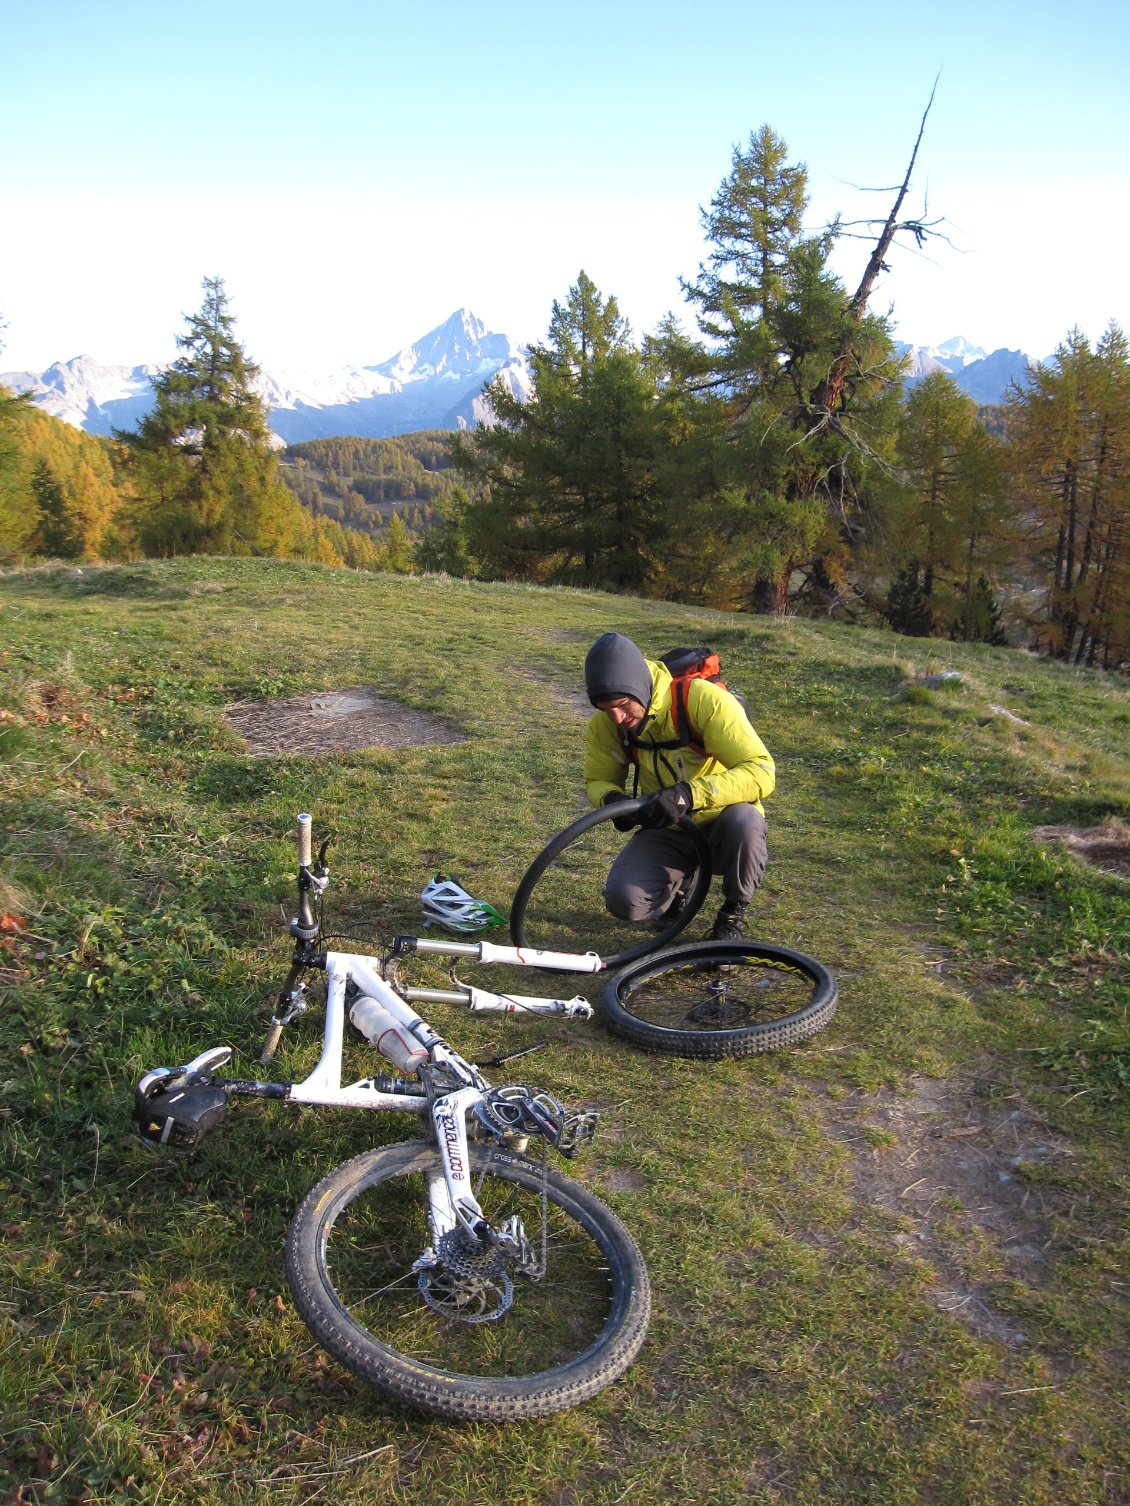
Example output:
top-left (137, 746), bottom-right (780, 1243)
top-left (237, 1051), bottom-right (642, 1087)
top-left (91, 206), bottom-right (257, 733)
top-left (602, 940), bottom-right (837, 1059)
top-left (510, 799), bottom-right (712, 968)
top-left (285, 1140), bottom-right (651, 1421)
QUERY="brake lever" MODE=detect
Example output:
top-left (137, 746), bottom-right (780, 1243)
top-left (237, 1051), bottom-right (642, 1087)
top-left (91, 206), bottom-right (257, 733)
top-left (181, 1046), bottom-right (232, 1084)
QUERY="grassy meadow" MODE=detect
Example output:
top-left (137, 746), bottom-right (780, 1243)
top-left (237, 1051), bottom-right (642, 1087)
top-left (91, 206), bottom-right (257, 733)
top-left (1, 557), bottom-right (1128, 1505)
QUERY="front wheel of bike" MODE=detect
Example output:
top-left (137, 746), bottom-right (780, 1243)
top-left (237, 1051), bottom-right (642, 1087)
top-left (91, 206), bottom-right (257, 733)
top-left (285, 1140), bottom-right (651, 1420)
top-left (602, 940), bottom-right (837, 1058)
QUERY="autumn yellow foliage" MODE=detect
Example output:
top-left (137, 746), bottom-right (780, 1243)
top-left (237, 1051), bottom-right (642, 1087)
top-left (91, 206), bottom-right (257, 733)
top-left (0, 389), bottom-right (134, 561)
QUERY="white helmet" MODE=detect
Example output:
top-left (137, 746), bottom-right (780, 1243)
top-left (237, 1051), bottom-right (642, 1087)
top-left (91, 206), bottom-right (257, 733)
top-left (420, 873), bottom-right (507, 934)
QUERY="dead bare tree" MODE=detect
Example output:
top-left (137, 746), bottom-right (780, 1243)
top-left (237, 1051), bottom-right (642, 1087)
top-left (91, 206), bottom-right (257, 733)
top-left (807, 77), bottom-right (944, 432)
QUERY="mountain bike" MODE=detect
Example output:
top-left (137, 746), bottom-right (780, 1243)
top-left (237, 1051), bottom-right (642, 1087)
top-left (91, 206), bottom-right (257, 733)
top-left (133, 817), bottom-right (650, 1421)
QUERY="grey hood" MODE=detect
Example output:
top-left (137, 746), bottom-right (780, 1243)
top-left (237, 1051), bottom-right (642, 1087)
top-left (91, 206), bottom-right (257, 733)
top-left (584, 633), bottom-right (653, 709)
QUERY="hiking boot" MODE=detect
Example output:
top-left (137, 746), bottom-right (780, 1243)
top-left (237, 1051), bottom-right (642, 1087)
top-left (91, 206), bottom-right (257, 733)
top-left (709, 903), bottom-right (747, 942)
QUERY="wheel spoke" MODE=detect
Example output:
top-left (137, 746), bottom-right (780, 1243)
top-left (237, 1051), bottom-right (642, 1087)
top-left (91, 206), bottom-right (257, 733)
top-left (320, 1164), bottom-right (617, 1379)
top-left (600, 941), bottom-right (837, 1059)
top-left (622, 955), bottom-right (815, 1032)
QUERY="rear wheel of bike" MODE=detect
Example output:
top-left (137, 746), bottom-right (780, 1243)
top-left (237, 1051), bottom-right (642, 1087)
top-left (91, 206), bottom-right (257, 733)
top-left (602, 940), bottom-right (837, 1058)
top-left (285, 1140), bottom-right (651, 1420)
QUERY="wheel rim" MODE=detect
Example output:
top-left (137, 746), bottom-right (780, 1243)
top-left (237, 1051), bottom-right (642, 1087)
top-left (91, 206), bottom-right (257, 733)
top-left (614, 944), bottom-right (823, 1034)
top-left (317, 1155), bottom-right (622, 1381)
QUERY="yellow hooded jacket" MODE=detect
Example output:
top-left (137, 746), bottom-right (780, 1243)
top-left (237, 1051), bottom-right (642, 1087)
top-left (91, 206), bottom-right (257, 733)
top-left (584, 658), bottom-right (775, 823)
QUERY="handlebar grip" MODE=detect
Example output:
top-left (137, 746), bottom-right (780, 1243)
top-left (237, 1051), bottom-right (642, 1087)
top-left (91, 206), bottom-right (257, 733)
top-left (297, 813), bottom-right (313, 868)
top-left (260, 1020), bottom-right (284, 1065)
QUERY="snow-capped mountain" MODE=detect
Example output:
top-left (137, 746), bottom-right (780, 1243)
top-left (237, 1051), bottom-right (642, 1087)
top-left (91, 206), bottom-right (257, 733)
top-left (0, 353), bottom-right (162, 435)
top-left (895, 336), bottom-right (1035, 402)
top-left (4, 317), bottom-right (1040, 439)
top-left (260, 309), bottom-right (532, 441)
top-left (1, 309), bottom-right (532, 443)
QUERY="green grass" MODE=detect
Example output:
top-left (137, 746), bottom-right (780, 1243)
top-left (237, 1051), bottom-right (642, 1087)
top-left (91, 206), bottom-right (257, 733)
top-left (1, 557), bottom-right (1128, 1505)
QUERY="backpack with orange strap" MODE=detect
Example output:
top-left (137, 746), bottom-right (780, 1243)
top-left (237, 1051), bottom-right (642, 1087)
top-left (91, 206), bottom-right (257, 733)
top-left (621, 647), bottom-right (753, 793)
top-left (659, 647), bottom-right (753, 755)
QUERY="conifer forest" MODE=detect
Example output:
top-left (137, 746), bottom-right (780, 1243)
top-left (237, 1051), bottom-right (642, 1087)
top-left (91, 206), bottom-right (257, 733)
top-left (2, 128), bottom-right (1128, 670)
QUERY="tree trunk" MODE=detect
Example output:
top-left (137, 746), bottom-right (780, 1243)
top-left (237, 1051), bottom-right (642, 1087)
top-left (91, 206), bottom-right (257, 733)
top-left (810, 83), bottom-right (938, 423)
top-left (751, 576), bottom-right (789, 614)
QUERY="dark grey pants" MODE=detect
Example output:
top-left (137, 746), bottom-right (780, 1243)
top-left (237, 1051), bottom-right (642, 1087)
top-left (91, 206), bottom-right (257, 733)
top-left (604, 804), bottom-right (768, 923)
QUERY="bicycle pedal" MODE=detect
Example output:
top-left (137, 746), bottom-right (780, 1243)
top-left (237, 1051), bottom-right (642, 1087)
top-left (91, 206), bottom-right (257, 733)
top-left (558, 1110), bottom-right (600, 1159)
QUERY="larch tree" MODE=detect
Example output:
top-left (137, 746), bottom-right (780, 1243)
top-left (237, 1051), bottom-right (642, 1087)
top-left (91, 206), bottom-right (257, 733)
top-left (952, 425), bottom-right (1010, 642)
top-left (1005, 324), bottom-right (1130, 667)
top-left (0, 312), bottom-right (33, 558)
top-left (880, 370), bottom-right (1009, 638)
top-left (671, 124), bottom-right (905, 614)
top-left (120, 277), bottom-right (308, 558)
top-left (0, 386), bottom-right (31, 558)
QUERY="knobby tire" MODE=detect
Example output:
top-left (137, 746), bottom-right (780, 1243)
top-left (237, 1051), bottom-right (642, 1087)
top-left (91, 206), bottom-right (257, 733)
top-left (602, 940), bottom-right (837, 1059)
top-left (510, 798), bottom-right (712, 969)
top-left (285, 1140), bottom-right (651, 1420)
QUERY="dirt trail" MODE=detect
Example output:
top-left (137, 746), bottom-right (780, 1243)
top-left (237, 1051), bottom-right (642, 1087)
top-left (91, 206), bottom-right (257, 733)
top-left (818, 1076), bottom-right (1075, 1345)
top-left (224, 689), bottom-right (464, 756)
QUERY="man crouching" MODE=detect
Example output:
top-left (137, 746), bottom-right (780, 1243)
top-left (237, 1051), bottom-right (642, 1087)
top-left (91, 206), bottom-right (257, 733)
top-left (583, 632), bottom-right (774, 941)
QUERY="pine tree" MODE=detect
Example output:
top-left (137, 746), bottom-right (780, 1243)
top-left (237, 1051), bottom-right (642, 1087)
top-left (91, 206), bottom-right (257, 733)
top-left (31, 459), bottom-right (82, 558)
top-left (885, 560), bottom-right (935, 636)
top-left (121, 277), bottom-right (307, 558)
top-left (414, 486), bottom-right (478, 577)
top-left (454, 272), bottom-right (664, 590)
top-left (383, 512), bottom-right (414, 573)
top-left (960, 575), bottom-right (1008, 645)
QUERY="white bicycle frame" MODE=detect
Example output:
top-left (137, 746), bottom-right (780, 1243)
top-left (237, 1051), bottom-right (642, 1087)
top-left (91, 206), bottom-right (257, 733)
top-left (390, 935), bottom-right (601, 1018)
top-left (190, 815), bottom-right (610, 1256)
top-left (283, 943), bottom-right (600, 1245)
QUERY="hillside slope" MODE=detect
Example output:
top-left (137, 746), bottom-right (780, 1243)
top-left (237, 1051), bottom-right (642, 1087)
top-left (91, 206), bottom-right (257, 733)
top-left (0, 559), bottom-right (1127, 1505)
top-left (0, 395), bottom-right (131, 560)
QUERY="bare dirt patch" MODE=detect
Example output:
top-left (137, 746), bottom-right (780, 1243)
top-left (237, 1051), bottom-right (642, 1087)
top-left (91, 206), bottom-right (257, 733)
top-left (517, 670), bottom-right (592, 719)
top-left (599, 1166), bottom-right (648, 1194)
top-left (1031, 819), bottom-right (1130, 878)
top-left (224, 689), bottom-right (465, 757)
top-left (818, 1077), bottom-right (1076, 1346)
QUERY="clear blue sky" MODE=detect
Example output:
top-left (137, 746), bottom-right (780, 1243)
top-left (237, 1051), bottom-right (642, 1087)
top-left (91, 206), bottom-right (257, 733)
top-left (2, 0), bottom-right (1127, 371)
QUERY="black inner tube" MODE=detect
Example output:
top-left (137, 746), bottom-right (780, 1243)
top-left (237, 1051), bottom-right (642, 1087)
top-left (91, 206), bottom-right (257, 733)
top-left (510, 797), bottom-right (713, 970)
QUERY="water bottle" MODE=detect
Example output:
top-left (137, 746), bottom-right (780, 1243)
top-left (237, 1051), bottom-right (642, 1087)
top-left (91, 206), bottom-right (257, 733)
top-left (350, 995), bottom-right (428, 1075)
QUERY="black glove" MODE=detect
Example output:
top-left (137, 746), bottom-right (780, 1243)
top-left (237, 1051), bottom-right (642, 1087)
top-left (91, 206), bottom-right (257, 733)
top-left (638, 782), bottom-right (694, 829)
top-left (602, 790), bottom-right (640, 833)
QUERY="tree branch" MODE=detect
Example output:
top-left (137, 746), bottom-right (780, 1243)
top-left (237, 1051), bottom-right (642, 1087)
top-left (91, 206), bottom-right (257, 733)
top-left (809, 75), bottom-right (941, 425)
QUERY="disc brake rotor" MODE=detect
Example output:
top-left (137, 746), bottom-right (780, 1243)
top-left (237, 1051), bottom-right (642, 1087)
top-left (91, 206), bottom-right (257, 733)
top-left (418, 1228), bottom-right (515, 1325)
top-left (685, 975), bottom-right (752, 1026)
